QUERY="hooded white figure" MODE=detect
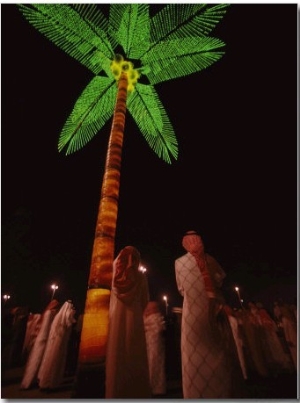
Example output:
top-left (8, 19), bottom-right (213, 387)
top-left (20, 299), bottom-right (59, 390)
top-left (37, 300), bottom-right (76, 390)
top-left (105, 246), bottom-right (151, 398)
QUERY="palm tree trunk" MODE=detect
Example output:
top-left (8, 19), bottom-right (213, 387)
top-left (72, 71), bottom-right (128, 398)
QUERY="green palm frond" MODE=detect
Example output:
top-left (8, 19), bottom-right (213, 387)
top-left (128, 83), bottom-right (178, 164)
top-left (143, 36), bottom-right (225, 84)
top-left (19, 3), bottom-right (229, 162)
top-left (110, 4), bottom-right (150, 59)
top-left (58, 77), bottom-right (116, 154)
top-left (150, 4), bottom-right (229, 44)
top-left (18, 4), bottom-right (113, 76)
top-left (107, 4), bottom-right (127, 48)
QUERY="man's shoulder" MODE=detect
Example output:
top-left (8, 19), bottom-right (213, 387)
top-left (175, 253), bottom-right (190, 263)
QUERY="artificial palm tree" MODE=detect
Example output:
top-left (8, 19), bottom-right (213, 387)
top-left (18, 3), bottom-right (229, 397)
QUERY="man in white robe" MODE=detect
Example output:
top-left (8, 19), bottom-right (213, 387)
top-left (20, 299), bottom-right (59, 389)
top-left (175, 231), bottom-right (246, 398)
top-left (144, 301), bottom-right (166, 396)
top-left (105, 246), bottom-right (151, 398)
top-left (38, 300), bottom-right (76, 390)
top-left (21, 313), bottom-right (42, 364)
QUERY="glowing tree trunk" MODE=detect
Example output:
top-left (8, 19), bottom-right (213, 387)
top-left (72, 72), bottom-right (128, 398)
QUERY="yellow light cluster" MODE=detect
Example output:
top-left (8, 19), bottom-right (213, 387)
top-left (110, 54), bottom-right (140, 93)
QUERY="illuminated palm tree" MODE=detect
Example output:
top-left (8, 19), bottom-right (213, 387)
top-left (18, 4), bottom-right (229, 397)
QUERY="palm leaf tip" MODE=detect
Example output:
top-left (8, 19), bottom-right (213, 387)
top-left (57, 77), bottom-right (116, 155)
top-left (18, 3), bottom-right (114, 76)
top-left (143, 36), bottom-right (226, 85)
top-left (128, 83), bottom-right (178, 164)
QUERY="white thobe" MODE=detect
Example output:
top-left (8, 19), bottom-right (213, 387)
top-left (38, 301), bottom-right (75, 389)
top-left (144, 312), bottom-right (166, 395)
top-left (175, 252), bottom-right (245, 398)
top-left (20, 310), bottom-right (56, 389)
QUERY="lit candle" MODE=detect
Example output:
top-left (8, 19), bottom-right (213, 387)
top-left (163, 295), bottom-right (168, 316)
top-left (234, 286), bottom-right (243, 308)
top-left (51, 284), bottom-right (58, 300)
top-left (3, 294), bottom-right (10, 305)
top-left (139, 265), bottom-right (147, 274)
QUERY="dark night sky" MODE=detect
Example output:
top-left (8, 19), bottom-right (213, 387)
top-left (1, 3), bottom-right (298, 313)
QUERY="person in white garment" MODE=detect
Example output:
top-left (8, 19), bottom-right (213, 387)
top-left (144, 301), bottom-right (167, 396)
top-left (20, 299), bottom-right (60, 389)
top-left (175, 231), bottom-right (246, 399)
top-left (224, 304), bottom-right (248, 380)
top-left (255, 302), bottom-right (294, 375)
top-left (21, 313), bottom-right (42, 364)
top-left (38, 300), bottom-right (76, 390)
top-left (105, 246), bottom-right (151, 398)
top-left (273, 300), bottom-right (297, 371)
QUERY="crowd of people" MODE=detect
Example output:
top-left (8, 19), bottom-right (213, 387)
top-left (224, 300), bottom-right (297, 380)
top-left (2, 246), bottom-right (167, 398)
top-left (1, 235), bottom-right (297, 398)
top-left (2, 299), bottom-right (78, 391)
